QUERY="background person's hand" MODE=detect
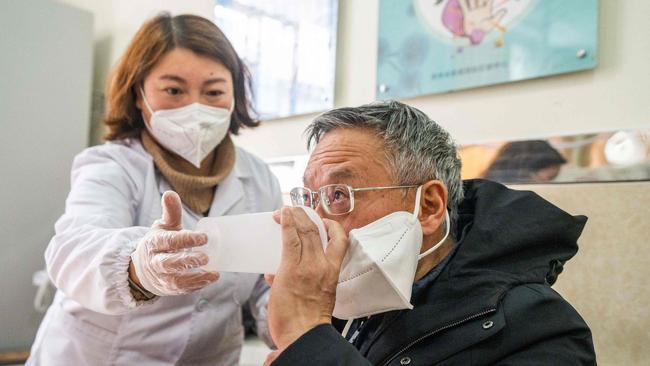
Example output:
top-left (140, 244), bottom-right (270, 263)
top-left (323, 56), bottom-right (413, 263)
top-left (129, 191), bottom-right (219, 296)
top-left (266, 207), bottom-right (349, 351)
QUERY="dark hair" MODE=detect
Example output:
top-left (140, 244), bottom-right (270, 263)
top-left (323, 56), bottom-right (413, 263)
top-left (484, 140), bottom-right (567, 183)
top-left (103, 13), bottom-right (257, 140)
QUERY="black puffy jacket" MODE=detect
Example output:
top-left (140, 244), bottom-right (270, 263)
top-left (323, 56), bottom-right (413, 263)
top-left (272, 180), bottom-right (596, 365)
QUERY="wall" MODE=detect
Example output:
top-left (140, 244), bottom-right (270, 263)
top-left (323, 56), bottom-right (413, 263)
top-left (55, 0), bottom-right (215, 141)
top-left (0, 0), bottom-right (93, 351)
top-left (520, 182), bottom-right (650, 365)
top-left (56, 1), bottom-right (649, 157)
top-left (233, 0), bottom-right (650, 158)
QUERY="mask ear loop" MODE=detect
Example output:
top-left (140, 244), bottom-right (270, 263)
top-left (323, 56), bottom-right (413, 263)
top-left (412, 185), bottom-right (423, 219)
top-left (139, 87), bottom-right (155, 115)
top-left (341, 318), bottom-right (354, 338)
top-left (418, 210), bottom-right (450, 260)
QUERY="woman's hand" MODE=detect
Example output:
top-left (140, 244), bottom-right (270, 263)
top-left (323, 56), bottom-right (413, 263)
top-left (129, 191), bottom-right (219, 296)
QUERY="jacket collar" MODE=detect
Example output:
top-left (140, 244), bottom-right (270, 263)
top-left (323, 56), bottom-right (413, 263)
top-left (362, 243), bottom-right (510, 365)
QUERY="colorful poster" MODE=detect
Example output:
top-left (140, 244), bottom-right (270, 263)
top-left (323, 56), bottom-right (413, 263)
top-left (377, 0), bottom-right (598, 99)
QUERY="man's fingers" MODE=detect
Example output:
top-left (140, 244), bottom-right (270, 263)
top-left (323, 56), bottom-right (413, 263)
top-left (272, 209), bottom-right (282, 224)
top-left (159, 191), bottom-right (183, 230)
top-left (291, 207), bottom-right (324, 258)
top-left (280, 207), bottom-right (302, 264)
top-left (153, 230), bottom-right (208, 252)
top-left (322, 218), bottom-right (349, 269)
top-left (263, 350), bottom-right (281, 366)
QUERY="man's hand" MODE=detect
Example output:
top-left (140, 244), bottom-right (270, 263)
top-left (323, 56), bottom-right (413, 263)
top-left (263, 350), bottom-right (281, 366)
top-left (266, 207), bottom-right (349, 351)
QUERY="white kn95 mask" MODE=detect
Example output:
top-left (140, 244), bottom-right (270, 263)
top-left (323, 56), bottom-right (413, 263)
top-left (334, 186), bottom-right (451, 320)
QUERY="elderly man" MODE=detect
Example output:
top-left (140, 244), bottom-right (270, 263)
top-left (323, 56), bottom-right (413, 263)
top-left (265, 101), bottom-right (596, 365)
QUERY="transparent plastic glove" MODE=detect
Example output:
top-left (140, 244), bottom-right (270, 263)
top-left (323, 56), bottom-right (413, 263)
top-left (130, 191), bottom-right (220, 296)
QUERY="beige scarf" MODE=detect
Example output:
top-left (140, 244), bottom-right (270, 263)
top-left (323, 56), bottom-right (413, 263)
top-left (141, 130), bottom-right (235, 215)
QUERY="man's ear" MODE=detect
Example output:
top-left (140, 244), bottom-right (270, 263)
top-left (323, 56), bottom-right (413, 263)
top-left (418, 180), bottom-right (448, 236)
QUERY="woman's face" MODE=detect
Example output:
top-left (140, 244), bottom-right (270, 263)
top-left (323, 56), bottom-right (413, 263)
top-left (137, 47), bottom-right (234, 124)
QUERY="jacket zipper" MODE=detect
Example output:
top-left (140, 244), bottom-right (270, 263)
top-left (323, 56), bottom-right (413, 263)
top-left (380, 308), bottom-right (497, 366)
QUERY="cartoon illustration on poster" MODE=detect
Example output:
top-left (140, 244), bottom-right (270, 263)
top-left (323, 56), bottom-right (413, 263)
top-left (419, 0), bottom-right (534, 47)
top-left (377, 0), bottom-right (598, 99)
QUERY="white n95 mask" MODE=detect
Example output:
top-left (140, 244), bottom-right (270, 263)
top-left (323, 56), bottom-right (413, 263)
top-left (333, 186), bottom-right (450, 320)
top-left (141, 88), bottom-right (234, 168)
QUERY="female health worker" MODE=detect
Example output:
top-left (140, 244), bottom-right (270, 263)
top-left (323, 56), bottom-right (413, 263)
top-left (27, 13), bottom-right (282, 365)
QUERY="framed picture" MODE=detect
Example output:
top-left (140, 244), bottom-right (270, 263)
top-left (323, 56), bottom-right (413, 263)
top-left (377, 0), bottom-right (598, 99)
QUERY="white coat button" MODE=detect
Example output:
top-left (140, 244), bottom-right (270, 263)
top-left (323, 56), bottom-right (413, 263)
top-left (196, 299), bottom-right (208, 312)
top-left (400, 356), bottom-right (412, 365)
top-left (482, 320), bottom-right (494, 329)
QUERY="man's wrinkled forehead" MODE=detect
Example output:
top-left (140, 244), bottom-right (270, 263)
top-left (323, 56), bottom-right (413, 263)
top-left (302, 128), bottom-right (391, 188)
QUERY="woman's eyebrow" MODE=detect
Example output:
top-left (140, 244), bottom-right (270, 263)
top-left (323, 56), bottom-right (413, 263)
top-left (204, 77), bottom-right (227, 85)
top-left (157, 75), bottom-right (227, 86)
top-left (158, 74), bottom-right (186, 84)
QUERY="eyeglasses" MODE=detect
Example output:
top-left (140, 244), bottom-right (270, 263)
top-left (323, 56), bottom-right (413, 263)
top-left (289, 184), bottom-right (419, 215)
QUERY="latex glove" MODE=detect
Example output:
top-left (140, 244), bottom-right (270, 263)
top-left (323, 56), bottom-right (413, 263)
top-left (130, 191), bottom-right (219, 296)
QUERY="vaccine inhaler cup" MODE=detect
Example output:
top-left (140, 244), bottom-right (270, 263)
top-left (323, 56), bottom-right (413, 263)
top-left (195, 206), bottom-right (327, 274)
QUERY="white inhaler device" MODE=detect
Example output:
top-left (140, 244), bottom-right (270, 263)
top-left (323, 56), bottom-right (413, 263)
top-left (195, 207), bottom-right (327, 274)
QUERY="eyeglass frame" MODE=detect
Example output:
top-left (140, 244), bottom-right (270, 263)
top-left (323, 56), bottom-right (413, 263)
top-left (289, 184), bottom-right (419, 216)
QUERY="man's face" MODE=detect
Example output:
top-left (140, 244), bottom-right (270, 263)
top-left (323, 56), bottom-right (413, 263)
top-left (303, 128), bottom-right (416, 234)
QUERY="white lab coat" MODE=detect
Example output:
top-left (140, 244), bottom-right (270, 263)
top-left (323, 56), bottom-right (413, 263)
top-left (27, 137), bottom-right (283, 366)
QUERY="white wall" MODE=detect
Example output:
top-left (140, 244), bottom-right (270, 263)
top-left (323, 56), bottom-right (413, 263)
top-left (56, 0), bottom-right (214, 90)
top-left (57, 0), bottom-right (650, 158)
top-left (55, 0), bottom-right (215, 141)
top-left (0, 0), bottom-right (93, 351)
top-left (233, 0), bottom-right (650, 158)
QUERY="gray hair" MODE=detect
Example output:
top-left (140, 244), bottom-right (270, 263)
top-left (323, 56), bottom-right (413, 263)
top-left (305, 100), bottom-right (464, 233)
